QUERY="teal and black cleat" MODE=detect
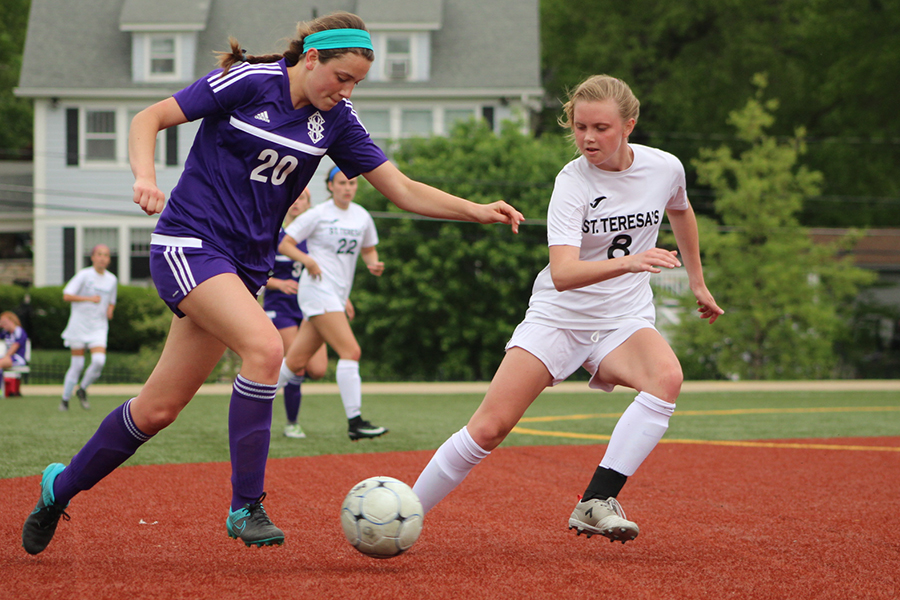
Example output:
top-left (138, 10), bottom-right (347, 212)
top-left (22, 463), bottom-right (70, 555)
top-left (226, 492), bottom-right (284, 548)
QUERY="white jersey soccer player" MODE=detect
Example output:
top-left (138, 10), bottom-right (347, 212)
top-left (61, 266), bottom-right (118, 348)
top-left (412, 74), bottom-right (722, 545)
top-left (284, 198), bottom-right (378, 315)
top-left (525, 145), bottom-right (688, 329)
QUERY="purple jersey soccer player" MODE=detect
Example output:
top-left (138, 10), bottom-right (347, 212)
top-left (22, 11), bottom-right (523, 555)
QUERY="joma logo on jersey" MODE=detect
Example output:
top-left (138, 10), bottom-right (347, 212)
top-left (308, 111), bottom-right (325, 143)
top-left (583, 210), bottom-right (660, 234)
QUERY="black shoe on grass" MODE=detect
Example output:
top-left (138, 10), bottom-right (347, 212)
top-left (348, 416), bottom-right (388, 440)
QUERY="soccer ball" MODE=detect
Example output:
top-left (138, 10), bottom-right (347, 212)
top-left (340, 476), bottom-right (424, 558)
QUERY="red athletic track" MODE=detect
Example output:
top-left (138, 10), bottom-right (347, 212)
top-left (3, 438), bottom-right (898, 600)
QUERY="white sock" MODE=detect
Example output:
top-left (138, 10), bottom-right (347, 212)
top-left (79, 352), bottom-right (106, 389)
top-left (62, 355), bottom-right (85, 400)
top-left (277, 359), bottom-right (295, 390)
top-left (336, 359), bottom-right (362, 419)
top-left (600, 391), bottom-right (675, 476)
top-left (412, 426), bottom-right (490, 514)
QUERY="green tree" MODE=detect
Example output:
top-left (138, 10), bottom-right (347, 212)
top-left (672, 76), bottom-right (876, 380)
top-left (0, 0), bottom-right (32, 159)
top-left (351, 119), bottom-right (572, 381)
top-left (540, 0), bottom-right (900, 226)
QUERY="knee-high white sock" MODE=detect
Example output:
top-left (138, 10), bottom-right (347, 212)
top-left (79, 352), bottom-right (107, 390)
top-left (336, 359), bottom-right (361, 419)
top-left (600, 391), bottom-right (675, 476)
top-left (412, 426), bottom-right (491, 514)
top-left (277, 359), bottom-right (295, 390)
top-left (62, 355), bottom-right (85, 400)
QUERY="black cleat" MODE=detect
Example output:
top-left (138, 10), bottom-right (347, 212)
top-left (226, 492), bottom-right (285, 548)
top-left (76, 387), bottom-right (90, 410)
top-left (347, 416), bottom-right (388, 441)
top-left (22, 463), bottom-right (70, 555)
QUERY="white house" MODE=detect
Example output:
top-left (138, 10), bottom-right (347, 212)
top-left (16, 0), bottom-right (543, 286)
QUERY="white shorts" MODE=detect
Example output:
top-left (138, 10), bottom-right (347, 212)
top-left (63, 329), bottom-right (109, 350)
top-left (506, 319), bottom-right (656, 392)
top-left (298, 285), bottom-right (346, 318)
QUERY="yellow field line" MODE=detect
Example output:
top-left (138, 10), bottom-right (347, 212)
top-left (519, 405), bottom-right (900, 423)
top-left (509, 426), bottom-right (900, 451)
top-left (512, 405), bottom-right (900, 451)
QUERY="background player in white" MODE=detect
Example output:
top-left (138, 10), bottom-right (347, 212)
top-left (277, 166), bottom-right (386, 440)
top-left (22, 11), bottom-right (523, 555)
top-left (59, 244), bottom-right (117, 411)
top-left (264, 188), bottom-right (329, 439)
top-left (412, 74), bottom-right (723, 543)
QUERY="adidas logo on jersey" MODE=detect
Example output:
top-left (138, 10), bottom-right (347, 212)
top-left (254, 111), bottom-right (270, 123)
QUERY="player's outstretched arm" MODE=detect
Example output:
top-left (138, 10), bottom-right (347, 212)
top-left (362, 161), bottom-right (524, 233)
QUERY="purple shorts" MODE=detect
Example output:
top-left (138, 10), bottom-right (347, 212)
top-left (150, 235), bottom-right (269, 318)
top-left (263, 292), bottom-right (304, 330)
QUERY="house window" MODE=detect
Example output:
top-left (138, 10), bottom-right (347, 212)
top-left (150, 37), bottom-right (176, 74)
top-left (85, 110), bottom-right (117, 162)
top-left (145, 35), bottom-right (180, 80)
top-left (130, 228), bottom-right (153, 281)
top-left (355, 109), bottom-right (391, 152)
top-left (384, 36), bottom-right (411, 80)
top-left (401, 109), bottom-right (433, 137)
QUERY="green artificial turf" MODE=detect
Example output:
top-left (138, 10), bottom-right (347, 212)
top-left (1, 389), bottom-right (898, 479)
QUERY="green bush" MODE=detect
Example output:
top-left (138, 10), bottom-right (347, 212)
top-left (9, 284), bottom-right (170, 351)
top-left (27, 285), bottom-right (68, 349)
top-left (0, 284), bottom-right (27, 315)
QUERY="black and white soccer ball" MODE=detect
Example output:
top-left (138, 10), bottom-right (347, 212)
top-left (340, 476), bottom-right (424, 558)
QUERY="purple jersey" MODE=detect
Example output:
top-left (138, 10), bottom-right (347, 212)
top-left (2, 325), bottom-right (28, 364)
top-left (156, 59), bottom-right (387, 274)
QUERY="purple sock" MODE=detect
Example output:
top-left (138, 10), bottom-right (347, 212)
top-left (229, 375), bottom-right (277, 511)
top-left (283, 382), bottom-right (302, 423)
top-left (53, 399), bottom-right (153, 505)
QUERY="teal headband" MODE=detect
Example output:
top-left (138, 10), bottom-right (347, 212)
top-left (303, 29), bottom-right (373, 53)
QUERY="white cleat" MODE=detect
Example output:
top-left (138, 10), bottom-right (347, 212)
top-left (568, 497), bottom-right (639, 544)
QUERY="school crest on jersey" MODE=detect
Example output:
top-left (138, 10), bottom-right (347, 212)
top-left (308, 111), bottom-right (325, 143)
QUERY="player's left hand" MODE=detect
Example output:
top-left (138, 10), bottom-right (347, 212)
top-left (367, 261), bottom-right (385, 276)
top-left (475, 201), bottom-right (524, 234)
top-left (692, 286), bottom-right (724, 324)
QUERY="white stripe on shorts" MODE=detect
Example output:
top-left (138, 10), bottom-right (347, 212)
top-left (162, 246), bottom-right (197, 295)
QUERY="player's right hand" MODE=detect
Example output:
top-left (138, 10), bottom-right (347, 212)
top-left (133, 178), bottom-right (166, 215)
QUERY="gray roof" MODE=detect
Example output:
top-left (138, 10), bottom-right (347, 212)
top-left (356, 0), bottom-right (442, 29)
top-left (120, 0), bottom-right (212, 30)
top-left (18, 0), bottom-right (540, 97)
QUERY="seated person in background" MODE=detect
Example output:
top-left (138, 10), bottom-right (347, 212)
top-left (1, 311), bottom-right (29, 396)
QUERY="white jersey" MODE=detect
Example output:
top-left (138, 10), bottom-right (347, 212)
top-left (61, 267), bottom-right (118, 342)
top-left (284, 199), bottom-right (379, 304)
top-left (524, 145), bottom-right (690, 330)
